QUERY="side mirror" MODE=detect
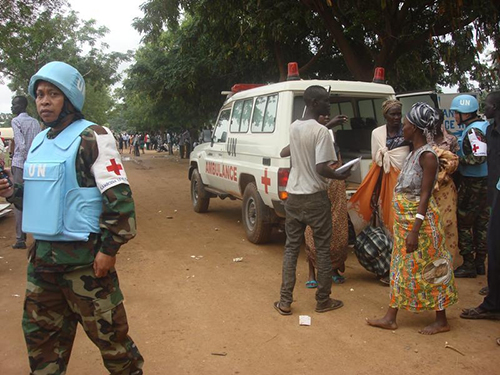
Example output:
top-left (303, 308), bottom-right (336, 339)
top-left (203, 129), bottom-right (212, 143)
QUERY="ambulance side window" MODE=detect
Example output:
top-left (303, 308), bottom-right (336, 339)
top-left (240, 99), bottom-right (253, 132)
top-left (252, 94), bottom-right (278, 133)
top-left (358, 98), bottom-right (384, 127)
top-left (214, 109), bottom-right (230, 143)
top-left (230, 101), bottom-right (243, 132)
top-left (230, 99), bottom-right (253, 133)
top-left (292, 95), bottom-right (305, 122)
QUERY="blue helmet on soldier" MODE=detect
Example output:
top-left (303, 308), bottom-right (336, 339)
top-left (28, 61), bottom-right (86, 112)
top-left (450, 94), bottom-right (479, 114)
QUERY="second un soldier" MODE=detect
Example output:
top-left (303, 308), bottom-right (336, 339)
top-left (452, 94), bottom-right (491, 278)
top-left (0, 61), bottom-right (144, 374)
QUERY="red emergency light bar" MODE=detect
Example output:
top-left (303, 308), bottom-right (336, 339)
top-left (231, 83), bottom-right (265, 93)
top-left (287, 62), bottom-right (300, 81)
top-left (373, 67), bottom-right (385, 83)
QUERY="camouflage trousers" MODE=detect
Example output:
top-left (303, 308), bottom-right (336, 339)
top-left (457, 176), bottom-right (489, 263)
top-left (23, 264), bottom-right (144, 375)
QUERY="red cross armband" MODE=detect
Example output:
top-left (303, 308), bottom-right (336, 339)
top-left (91, 127), bottom-right (130, 193)
top-left (468, 129), bottom-right (487, 157)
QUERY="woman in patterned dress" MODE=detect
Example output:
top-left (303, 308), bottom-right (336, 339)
top-left (428, 110), bottom-right (460, 267)
top-left (367, 103), bottom-right (458, 335)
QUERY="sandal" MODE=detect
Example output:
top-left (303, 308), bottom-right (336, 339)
top-left (305, 280), bottom-right (318, 289)
top-left (379, 276), bottom-right (390, 286)
top-left (479, 286), bottom-right (489, 296)
top-left (273, 301), bottom-right (292, 316)
top-left (460, 307), bottom-right (500, 320)
top-left (332, 275), bottom-right (346, 284)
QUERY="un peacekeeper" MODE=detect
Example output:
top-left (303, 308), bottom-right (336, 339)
top-left (0, 61), bottom-right (143, 374)
top-left (452, 94), bottom-right (491, 278)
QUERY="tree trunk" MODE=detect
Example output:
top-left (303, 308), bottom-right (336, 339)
top-left (301, 0), bottom-right (375, 81)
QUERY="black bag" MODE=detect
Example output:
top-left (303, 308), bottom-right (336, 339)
top-left (353, 168), bottom-right (392, 276)
top-left (354, 225), bottom-right (392, 276)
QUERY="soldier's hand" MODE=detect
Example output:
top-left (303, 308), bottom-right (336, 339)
top-left (93, 252), bottom-right (116, 278)
top-left (0, 168), bottom-right (14, 198)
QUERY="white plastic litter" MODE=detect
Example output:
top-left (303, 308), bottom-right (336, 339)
top-left (299, 315), bottom-right (311, 326)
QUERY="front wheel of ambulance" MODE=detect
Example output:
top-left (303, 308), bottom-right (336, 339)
top-left (191, 169), bottom-right (210, 213)
top-left (242, 183), bottom-right (272, 244)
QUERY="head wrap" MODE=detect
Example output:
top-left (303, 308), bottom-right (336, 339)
top-left (406, 102), bottom-right (439, 137)
top-left (382, 99), bottom-right (402, 117)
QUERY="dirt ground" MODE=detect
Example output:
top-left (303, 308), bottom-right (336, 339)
top-left (0, 151), bottom-right (499, 375)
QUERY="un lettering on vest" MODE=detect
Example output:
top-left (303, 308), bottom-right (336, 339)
top-left (205, 161), bottom-right (237, 182)
top-left (28, 164), bottom-right (47, 177)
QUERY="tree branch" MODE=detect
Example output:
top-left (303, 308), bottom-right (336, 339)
top-left (299, 34), bottom-right (334, 74)
top-left (273, 42), bottom-right (286, 82)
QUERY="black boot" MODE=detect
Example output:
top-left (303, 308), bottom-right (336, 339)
top-left (455, 258), bottom-right (477, 278)
top-left (476, 262), bottom-right (486, 275)
top-left (475, 255), bottom-right (487, 276)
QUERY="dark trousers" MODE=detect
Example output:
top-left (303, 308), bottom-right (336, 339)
top-left (480, 192), bottom-right (500, 312)
top-left (280, 191), bottom-right (332, 306)
top-left (11, 166), bottom-right (25, 242)
top-left (457, 176), bottom-right (489, 263)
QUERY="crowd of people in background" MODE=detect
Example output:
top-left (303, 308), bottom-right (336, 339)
top-left (113, 128), bottom-right (195, 158)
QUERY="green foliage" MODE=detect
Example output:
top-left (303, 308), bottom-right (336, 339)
top-left (0, 5), bottom-right (129, 124)
top-left (123, 0), bottom-right (352, 131)
top-left (83, 83), bottom-right (114, 125)
top-left (0, 0), bottom-right (65, 31)
top-left (0, 113), bottom-right (14, 127)
top-left (123, 0), bottom-right (499, 132)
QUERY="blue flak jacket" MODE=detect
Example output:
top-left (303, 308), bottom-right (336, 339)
top-left (22, 119), bottom-right (103, 242)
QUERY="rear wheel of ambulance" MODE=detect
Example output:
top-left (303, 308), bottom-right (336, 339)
top-left (242, 183), bottom-right (272, 244)
top-left (191, 169), bottom-right (210, 213)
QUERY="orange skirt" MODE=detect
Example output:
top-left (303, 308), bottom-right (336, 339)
top-left (347, 163), bottom-right (400, 238)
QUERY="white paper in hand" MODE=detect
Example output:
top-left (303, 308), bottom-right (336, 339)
top-left (336, 157), bottom-right (361, 174)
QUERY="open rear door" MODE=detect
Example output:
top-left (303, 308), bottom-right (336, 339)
top-left (396, 91), bottom-right (479, 138)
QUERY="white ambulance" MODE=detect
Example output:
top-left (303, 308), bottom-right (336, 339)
top-left (188, 72), bottom-right (396, 244)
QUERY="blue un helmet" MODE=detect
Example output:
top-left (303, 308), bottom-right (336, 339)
top-left (28, 61), bottom-right (86, 112)
top-left (450, 94), bottom-right (479, 114)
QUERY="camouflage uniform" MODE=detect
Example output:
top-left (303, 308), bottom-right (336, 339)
top-left (457, 125), bottom-right (490, 274)
top-left (8, 125), bottom-right (143, 375)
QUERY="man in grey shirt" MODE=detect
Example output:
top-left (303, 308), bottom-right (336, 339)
top-left (10, 96), bottom-right (41, 249)
top-left (275, 85), bottom-right (351, 315)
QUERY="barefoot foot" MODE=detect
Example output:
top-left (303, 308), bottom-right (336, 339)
top-left (366, 317), bottom-right (398, 330)
top-left (419, 321), bottom-right (450, 335)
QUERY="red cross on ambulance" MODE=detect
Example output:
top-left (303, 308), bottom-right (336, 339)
top-left (261, 168), bottom-right (271, 194)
